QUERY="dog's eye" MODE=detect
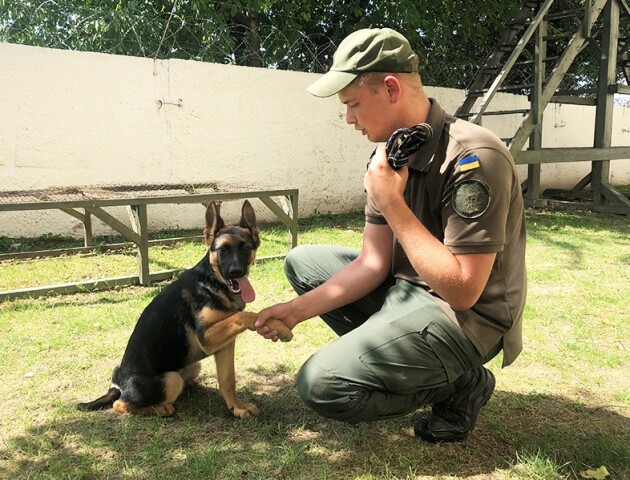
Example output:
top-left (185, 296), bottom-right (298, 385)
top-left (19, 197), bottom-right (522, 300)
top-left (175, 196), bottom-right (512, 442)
top-left (241, 245), bottom-right (251, 253)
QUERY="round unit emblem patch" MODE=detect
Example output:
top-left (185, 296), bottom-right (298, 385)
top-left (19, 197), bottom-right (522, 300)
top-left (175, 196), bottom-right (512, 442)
top-left (452, 180), bottom-right (491, 218)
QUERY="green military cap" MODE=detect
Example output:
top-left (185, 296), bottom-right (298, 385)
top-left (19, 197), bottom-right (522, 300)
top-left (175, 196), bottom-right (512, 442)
top-left (307, 28), bottom-right (419, 98)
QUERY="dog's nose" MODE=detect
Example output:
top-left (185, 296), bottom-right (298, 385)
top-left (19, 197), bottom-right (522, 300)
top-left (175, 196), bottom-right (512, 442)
top-left (229, 266), bottom-right (245, 278)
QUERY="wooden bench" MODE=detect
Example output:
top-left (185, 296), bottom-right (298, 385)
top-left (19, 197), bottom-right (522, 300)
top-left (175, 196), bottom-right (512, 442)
top-left (0, 182), bottom-right (298, 301)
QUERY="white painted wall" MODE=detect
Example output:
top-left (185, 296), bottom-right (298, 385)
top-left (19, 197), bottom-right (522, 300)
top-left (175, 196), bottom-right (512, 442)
top-left (1, 43), bottom-right (629, 238)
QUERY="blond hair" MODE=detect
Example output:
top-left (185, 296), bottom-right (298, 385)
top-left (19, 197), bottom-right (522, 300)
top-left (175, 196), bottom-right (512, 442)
top-left (352, 71), bottom-right (424, 95)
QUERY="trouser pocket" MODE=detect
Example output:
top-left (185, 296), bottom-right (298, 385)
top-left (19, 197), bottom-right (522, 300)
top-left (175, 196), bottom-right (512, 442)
top-left (421, 320), bottom-right (478, 384)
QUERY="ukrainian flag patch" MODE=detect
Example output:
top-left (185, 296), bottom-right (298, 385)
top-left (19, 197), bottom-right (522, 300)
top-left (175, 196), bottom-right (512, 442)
top-left (458, 154), bottom-right (480, 172)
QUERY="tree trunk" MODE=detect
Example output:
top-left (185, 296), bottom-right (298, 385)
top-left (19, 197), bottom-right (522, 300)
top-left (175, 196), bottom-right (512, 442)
top-left (234, 8), bottom-right (262, 67)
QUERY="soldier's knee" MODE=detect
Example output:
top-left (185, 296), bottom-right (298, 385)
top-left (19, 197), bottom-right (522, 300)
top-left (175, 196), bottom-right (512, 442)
top-left (283, 245), bottom-right (311, 291)
top-left (296, 357), bottom-right (367, 424)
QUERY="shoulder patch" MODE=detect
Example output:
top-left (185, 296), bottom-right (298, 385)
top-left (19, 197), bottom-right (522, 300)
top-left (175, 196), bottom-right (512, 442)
top-left (458, 154), bottom-right (480, 172)
top-left (452, 180), bottom-right (491, 218)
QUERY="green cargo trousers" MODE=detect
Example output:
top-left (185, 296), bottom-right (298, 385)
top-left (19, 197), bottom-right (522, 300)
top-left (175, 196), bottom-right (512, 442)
top-left (286, 244), bottom-right (501, 424)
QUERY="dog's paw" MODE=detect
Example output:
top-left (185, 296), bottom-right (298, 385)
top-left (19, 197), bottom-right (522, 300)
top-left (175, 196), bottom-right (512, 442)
top-left (113, 400), bottom-right (176, 417)
top-left (231, 402), bottom-right (261, 419)
top-left (152, 404), bottom-right (176, 417)
top-left (266, 319), bottom-right (293, 342)
top-left (277, 328), bottom-right (293, 342)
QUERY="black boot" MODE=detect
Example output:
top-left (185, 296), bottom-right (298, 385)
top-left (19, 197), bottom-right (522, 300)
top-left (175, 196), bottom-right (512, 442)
top-left (414, 366), bottom-right (495, 443)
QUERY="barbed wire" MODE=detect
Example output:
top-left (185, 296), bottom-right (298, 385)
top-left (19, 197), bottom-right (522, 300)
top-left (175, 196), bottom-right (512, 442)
top-left (1, 0), bottom-right (628, 99)
top-left (0, 3), bottom-right (339, 72)
top-left (0, 1), bottom-right (486, 88)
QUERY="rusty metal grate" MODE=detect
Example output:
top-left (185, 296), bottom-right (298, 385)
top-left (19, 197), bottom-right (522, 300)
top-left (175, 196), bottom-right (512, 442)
top-left (0, 181), bottom-right (268, 204)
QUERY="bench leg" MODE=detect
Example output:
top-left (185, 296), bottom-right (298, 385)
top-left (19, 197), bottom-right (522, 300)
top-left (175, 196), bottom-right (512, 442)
top-left (128, 204), bottom-right (150, 285)
top-left (83, 210), bottom-right (93, 247)
top-left (286, 193), bottom-right (298, 249)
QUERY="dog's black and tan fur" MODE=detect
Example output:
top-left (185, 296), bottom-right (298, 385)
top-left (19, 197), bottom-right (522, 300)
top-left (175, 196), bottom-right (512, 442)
top-left (77, 201), bottom-right (292, 418)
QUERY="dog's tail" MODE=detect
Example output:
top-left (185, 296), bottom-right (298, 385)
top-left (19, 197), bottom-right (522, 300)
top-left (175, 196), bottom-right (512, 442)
top-left (76, 386), bottom-right (121, 411)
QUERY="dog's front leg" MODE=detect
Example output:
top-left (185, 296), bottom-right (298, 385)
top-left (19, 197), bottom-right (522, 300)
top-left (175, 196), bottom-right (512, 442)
top-left (213, 339), bottom-right (260, 419)
top-left (200, 311), bottom-right (293, 347)
top-left (239, 311), bottom-right (294, 341)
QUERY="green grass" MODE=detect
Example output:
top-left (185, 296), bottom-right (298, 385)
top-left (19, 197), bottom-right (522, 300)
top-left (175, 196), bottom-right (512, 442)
top-left (0, 209), bottom-right (629, 479)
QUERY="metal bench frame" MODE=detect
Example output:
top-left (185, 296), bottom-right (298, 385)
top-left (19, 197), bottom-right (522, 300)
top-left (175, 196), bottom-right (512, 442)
top-left (0, 186), bottom-right (298, 301)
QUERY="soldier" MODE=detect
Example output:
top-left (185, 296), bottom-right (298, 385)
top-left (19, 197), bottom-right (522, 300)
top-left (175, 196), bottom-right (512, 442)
top-left (256, 28), bottom-right (527, 443)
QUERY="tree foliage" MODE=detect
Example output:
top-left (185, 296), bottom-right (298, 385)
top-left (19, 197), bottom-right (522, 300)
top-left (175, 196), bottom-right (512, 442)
top-left (0, 0), bottom-right (569, 89)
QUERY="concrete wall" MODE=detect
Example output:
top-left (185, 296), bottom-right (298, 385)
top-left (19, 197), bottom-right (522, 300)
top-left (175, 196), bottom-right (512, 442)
top-left (1, 42), bottom-right (629, 238)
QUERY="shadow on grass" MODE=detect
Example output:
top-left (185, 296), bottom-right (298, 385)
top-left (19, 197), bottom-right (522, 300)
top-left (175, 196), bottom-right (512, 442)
top-left (525, 209), bottom-right (630, 235)
top-left (2, 367), bottom-right (629, 479)
top-left (525, 210), bottom-right (630, 270)
top-left (5, 287), bottom-right (163, 310)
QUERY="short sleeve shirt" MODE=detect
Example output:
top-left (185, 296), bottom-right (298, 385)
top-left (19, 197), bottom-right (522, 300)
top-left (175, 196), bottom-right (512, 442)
top-left (365, 99), bottom-right (527, 367)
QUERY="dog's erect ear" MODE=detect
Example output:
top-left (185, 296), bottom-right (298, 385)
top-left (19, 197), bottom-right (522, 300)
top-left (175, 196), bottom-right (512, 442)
top-left (239, 200), bottom-right (260, 248)
top-left (239, 200), bottom-right (257, 229)
top-left (204, 202), bottom-right (225, 246)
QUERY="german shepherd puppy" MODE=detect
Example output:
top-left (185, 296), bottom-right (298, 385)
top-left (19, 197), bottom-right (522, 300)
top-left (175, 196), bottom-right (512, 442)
top-left (77, 200), bottom-right (292, 418)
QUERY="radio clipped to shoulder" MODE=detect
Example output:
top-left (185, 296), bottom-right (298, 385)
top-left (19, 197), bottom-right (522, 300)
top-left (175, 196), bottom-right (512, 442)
top-left (385, 123), bottom-right (433, 170)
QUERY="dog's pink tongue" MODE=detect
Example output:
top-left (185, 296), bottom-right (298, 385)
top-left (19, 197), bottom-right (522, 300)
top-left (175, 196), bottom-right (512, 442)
top-left (236, 276), bottom-right (255, 303)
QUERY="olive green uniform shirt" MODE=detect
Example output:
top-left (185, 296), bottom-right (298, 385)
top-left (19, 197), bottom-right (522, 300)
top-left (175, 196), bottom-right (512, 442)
top-left (365, 99), bottom-right (527, 367)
